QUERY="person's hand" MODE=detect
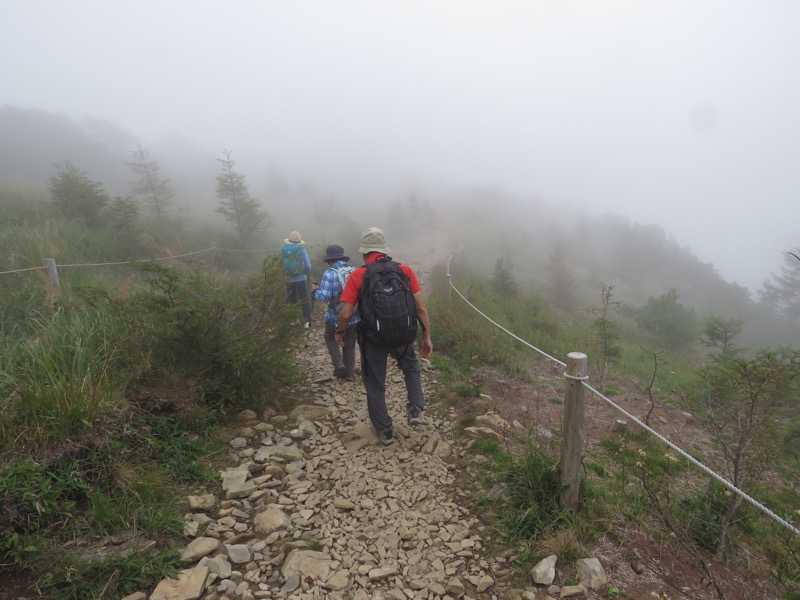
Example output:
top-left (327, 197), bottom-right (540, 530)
top-left (334, 331), bottom-right (345, 348)
top-left (419, 337), bottom-right (433, 359)
top-left (310, 282), bottom-right (319, 293)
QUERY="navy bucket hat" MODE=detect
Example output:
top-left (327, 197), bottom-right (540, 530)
top-left (323, 244), bottom-right (349, 262)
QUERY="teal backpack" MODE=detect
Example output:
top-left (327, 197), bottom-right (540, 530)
top-left (281, 243), bottom-right (305, 277)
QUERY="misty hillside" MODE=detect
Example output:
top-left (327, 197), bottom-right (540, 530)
top-left (1, 105), bottom-right (796, 349)
top-left (406, 187), bottom-right (794, 350)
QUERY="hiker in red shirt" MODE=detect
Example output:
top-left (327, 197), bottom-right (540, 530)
top-left (336, 227), bottom-right (433, 446)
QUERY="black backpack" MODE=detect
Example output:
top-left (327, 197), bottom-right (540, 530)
top-left (358, 257), bottom-right (418, 347)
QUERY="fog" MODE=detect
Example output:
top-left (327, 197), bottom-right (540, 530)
top-left (2, 1), bottom-right (800, 291)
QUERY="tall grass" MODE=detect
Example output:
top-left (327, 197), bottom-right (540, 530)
top-left (0, 308), bottom-right (125, 453)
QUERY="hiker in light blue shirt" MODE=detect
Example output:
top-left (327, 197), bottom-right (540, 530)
top-left (281, 231), bottom-right (312, 328)
top-left (311, 244), bottom-right (360, 380)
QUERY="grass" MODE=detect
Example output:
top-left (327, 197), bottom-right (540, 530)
top-left (0, 199), bottom-right (304, 597)
top-left (471, 438), bottom-right (586, 564)
top-left (0, 308), bottom-right (125, 452)
top-left (426, 264), bottom-right (562, 377)
top-left (35, 548), bottom-right (183, 600)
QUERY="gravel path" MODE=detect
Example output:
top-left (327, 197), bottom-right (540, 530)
top-left (144, 331), bottom-right (527, 600)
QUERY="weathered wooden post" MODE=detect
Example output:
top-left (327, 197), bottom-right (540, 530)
top-left (560, 351), bottom-right (587, 511)
top-left (446, 253), bottom-right (453, 305)
top-left (45, 258), bottom-right (62, 301)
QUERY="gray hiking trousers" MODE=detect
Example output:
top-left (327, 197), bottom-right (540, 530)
top-left (360, 339), bottom-right (425, 432)
top-left (324, 321), bottom-right (357, 377)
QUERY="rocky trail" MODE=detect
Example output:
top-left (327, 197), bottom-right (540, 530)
top-left (138, 329), bottom-right (516, 600)
top-left (133, 306), bottom-right (617, 600)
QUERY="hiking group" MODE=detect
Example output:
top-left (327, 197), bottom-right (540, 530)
top-left (285, 226), bottom-right (433, 446)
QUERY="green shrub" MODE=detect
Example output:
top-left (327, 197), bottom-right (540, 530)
top-left (122, 259), bottom-right (298, 412)
top-left (678, 480), bottom-right (756, 555)
top-left (455, 383), bottom-right (481, 398)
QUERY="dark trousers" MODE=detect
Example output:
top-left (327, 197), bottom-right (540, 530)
top-left (287, 280), bottom-right (311, 321)
top-left (324, 321), bottom-right (357, 377)
top-left (360, 340), bottom-right (425, 431)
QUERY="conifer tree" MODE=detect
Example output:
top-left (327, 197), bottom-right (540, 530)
top-left (547, 242), bottom-right (576, 312)
top-left (126, 144), bottom-right (174, 221)
top-left (492, 257), bottom-right (518, 295)
top-left (760, 250), bottom-right (800, 323)
top-left (589, 282), bottom-right (621, 385)
top-left (215, 150), bottom-right (271, 244)
top-left (109, 195), bottom-right (140, 256)
top-left (48, 162), bottom-right (109, 227)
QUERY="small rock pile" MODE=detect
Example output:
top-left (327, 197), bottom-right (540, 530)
top-left (131, 342), bottom-right (610, 600)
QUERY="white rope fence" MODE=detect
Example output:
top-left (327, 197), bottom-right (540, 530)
top-left (447, 278), bottom-right (800, 538)
top-left (56, 247), bottom-right (215, 268)
top-left (0, 245), bottom-right (284, 277)
top-left (0, 265), bottom-right (47, 275)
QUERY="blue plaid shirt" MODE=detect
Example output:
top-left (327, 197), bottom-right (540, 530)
top-left (313, 261), bottom-right (361, 326)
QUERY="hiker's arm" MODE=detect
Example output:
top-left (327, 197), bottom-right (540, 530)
top-left (414, 292), bottom-right (433, 358)
top-left (335, 302), bottom-right (355, 346)
top-left (312, 271), bottom-right (333, 301)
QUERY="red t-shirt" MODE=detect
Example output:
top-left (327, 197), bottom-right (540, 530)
top-left (339, 253), bottom-right (421, 305)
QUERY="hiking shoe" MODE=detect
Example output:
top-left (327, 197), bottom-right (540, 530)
top-left (304, 321), bottom-right (311, 329)
top-left (344, 374), bottom-right (356, 382)
top-left (371, 424), bottom-right (395, 446)
top-left (407, 406), bottom-right (423, 426)
top-left (333, 365), bottom-right (347, 379)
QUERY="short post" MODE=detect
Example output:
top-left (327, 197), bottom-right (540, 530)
top-left (560, 351), bottom-right (587, 511)
top-left (45, 258), bottom-right (62, 301)
top-left (446, 253), bottom-right (454, 305)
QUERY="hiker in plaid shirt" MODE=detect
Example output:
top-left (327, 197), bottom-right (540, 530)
top-left (311, 245), bottom-right (360, 381)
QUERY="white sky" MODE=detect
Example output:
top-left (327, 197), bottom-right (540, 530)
top-left (2, 1), bottom-right (800, 291)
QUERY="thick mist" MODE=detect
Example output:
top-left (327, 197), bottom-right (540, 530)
top-left (2, 1), bottom-right (800, 291)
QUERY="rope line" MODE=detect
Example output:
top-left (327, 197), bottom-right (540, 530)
top-left (1, 250), bottom-right (214, 271)
top-left (57, 248), bottom-right (215, 268)
top-left (0, 246), bottom-right (286, 275)
top-left (0, 265), bottom-right (47, 275)
top-left (563, 373), bottom-right (590, 381)
top-left (448, 279), bottom-right (800, 538)
top-left (216, 247), bottom-right (282, 254)
top-left (447, 281), bottom-right (566, 367)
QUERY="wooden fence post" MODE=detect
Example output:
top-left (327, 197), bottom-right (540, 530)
top-left (446, 253), bottom-right (454, 305)
top-left (45, 258), bottom-right (62, 301)
top-left (560, 351), bottom-right (587, 511)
